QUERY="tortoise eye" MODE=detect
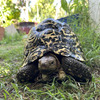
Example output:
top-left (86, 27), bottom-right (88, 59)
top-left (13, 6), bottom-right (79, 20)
top-left (50, 61), bottom-right (54, 65)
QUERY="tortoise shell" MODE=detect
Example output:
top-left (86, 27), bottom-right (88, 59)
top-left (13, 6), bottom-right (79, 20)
top-left (23, 18), bottom-right (84, 67)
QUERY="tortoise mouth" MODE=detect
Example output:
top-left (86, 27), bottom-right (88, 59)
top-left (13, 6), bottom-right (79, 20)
top-left (39, 69), bottom-right (57, 75)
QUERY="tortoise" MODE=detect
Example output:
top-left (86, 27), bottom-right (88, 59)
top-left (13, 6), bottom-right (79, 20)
top-left (16, 18), bottom-right (92, 83)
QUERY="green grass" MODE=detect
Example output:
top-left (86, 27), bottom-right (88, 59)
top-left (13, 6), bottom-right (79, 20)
top-left (0, 26), bottom-right (100, 100)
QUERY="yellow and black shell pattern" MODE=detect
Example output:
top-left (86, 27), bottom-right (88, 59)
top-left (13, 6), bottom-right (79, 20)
top-left (23, 18), bottom-right (85, 67)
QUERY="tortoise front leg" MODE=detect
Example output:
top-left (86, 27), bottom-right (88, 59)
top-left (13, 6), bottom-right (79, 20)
top-left (61, 57), bottom-right (92, 82)
top-left (16, 62), bottom-right (39, 83)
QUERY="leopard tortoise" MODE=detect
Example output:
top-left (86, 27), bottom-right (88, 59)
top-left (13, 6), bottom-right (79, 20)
top-left (16, 18), bottom-right (92, 83)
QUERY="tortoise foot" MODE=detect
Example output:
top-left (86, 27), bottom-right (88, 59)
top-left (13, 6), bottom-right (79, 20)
top-left (61, 57), bottom-right (92, 82)
top-left (16, 63), bottom-right (39, 83)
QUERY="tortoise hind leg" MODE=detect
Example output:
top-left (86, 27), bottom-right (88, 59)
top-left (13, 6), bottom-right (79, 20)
top-left (16, 62), bottom-right (39, 83)
top-left (61, 57), bottom-right (92, 82)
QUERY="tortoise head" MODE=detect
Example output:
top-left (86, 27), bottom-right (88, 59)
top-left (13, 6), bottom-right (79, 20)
top-left (38, 53), bottom-right (60, 75)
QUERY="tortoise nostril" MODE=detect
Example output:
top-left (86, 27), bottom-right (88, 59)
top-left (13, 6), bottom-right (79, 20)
top-left (41, 63), bottom-right (46, 67)
top-left (39, 62), bottom-right (47, 68)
